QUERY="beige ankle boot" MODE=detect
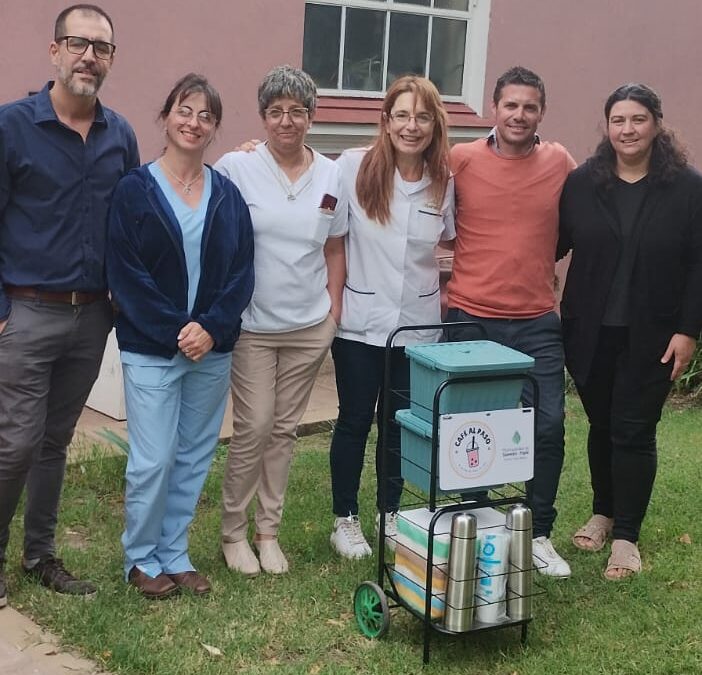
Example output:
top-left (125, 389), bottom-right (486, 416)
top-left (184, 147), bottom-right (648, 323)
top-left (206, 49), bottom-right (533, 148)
top-left (222, 540), bottom-right (260, 577)
top-left (254, 539), bottom-right (288, 574)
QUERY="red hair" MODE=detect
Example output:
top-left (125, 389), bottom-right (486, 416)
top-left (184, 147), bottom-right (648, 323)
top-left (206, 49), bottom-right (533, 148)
top-left (356, 76), bottom-right (450, 224)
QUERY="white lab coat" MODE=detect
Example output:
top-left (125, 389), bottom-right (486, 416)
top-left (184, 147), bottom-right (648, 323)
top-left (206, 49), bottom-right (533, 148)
top-left (336, 148), bottom-right (455, 347)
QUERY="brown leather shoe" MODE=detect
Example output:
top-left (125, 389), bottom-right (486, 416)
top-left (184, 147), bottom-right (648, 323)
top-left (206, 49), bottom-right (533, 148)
top-left (167, 571), bottom-right (211, 595)
top-left (127, 567), bottom-right (178, 599)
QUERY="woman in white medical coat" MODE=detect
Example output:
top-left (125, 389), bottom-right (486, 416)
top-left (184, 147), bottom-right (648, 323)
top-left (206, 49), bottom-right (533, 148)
top-left (329, 75), bottom-right (455, 559)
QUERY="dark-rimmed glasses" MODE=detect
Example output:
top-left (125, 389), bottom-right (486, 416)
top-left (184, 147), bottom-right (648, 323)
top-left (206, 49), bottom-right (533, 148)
top-left (264, 107), bottom-right (310, 124)
top-left (56, 36), bottom-right (116, 60)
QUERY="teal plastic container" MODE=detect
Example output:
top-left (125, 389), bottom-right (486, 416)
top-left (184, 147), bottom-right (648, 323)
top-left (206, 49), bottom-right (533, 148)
top-left (396, 408), bottom-right (451, 494)
top-left (404, 341), bottom-right (534, 423)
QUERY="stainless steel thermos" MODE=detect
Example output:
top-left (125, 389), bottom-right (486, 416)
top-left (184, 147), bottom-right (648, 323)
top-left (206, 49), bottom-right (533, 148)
top-left (505, 504), bottom-right (533, 620)
top-left (444, 512), bottom-right (478, 632)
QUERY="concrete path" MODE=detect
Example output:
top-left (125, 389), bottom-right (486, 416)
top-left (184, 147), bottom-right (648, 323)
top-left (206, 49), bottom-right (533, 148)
top-left (0, 355), bottom-right (339, 674)
top-left (0, 607), bottom-right (100, 674)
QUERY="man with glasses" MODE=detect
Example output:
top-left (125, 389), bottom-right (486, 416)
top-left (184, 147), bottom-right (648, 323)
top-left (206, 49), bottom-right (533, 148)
top-left (444, 66), bottom-right (576, 577)
top-left (0, 4), bottom-right (138, 607)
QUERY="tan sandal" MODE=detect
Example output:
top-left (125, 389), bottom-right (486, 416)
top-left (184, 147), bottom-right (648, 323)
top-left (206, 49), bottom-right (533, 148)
top-left (604, 539), bottom-right (641, 580)
top-left (572, 515), bottom-right (614, 552)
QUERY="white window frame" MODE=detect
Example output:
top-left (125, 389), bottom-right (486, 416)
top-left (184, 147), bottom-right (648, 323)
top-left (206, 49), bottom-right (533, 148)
top-left (304, 0), bottom-right (491, 113)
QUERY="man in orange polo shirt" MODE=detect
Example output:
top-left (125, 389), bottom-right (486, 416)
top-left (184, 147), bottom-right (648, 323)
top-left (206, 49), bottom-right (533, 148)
top-left (445, 66), bottom-right (576, 577)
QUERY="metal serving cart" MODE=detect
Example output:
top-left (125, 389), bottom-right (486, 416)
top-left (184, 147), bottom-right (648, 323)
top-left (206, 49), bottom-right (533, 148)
top-left (353, 323), bottom-right (545, 664)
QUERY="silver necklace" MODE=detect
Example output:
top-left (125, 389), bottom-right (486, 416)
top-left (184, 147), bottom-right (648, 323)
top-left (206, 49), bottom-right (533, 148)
top-left (263, 146), bottom-right (312, 201)
top-left (160, 158), bottom-right (204, 195)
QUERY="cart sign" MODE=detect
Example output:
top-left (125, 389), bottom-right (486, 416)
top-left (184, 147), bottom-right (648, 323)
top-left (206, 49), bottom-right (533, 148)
top-left (438, 408), bottom-right (534, 490)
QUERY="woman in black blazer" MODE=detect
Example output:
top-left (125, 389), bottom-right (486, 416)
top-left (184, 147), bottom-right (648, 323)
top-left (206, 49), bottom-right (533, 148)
top-left (558, 83), bottom-right (702, 580)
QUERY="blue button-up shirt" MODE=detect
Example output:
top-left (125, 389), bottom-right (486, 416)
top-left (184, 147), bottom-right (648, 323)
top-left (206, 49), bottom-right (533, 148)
top-left (0, 82), bottom-right (139, 319)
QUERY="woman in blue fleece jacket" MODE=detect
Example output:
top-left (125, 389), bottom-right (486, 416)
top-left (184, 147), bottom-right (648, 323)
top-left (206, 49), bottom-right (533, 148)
top-left (107, 74), bottom-right (254, 599)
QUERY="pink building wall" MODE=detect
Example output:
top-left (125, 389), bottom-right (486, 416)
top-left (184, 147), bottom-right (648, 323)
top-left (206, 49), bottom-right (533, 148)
top-left (486, 0), bottom-right (702, 165)
top-left (0, 0), bottom-right (307, 162)
top-left (1, 1), bottom-right (700, 166)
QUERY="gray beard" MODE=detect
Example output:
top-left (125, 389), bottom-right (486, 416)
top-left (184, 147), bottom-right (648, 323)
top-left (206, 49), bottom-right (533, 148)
top-left (66, 79), bottom-right (101, 97)
top-left (56, 65), bottom-right (105, 98)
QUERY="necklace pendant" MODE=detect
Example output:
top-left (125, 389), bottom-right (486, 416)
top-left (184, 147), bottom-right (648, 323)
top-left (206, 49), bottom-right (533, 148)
top-left (183, 185), bottom-right (192, 195)
top-left (287, 194), bottom-right (296, 201)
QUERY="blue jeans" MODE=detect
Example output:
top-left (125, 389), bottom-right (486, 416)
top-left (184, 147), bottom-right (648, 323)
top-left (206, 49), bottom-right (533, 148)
top-left (444, 309), bottom-right (565, 538)
top-left (329, 338), bottom-right (408, 516)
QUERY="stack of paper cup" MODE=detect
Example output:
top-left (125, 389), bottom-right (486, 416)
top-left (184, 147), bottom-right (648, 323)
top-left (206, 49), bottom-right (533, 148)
top-left (475, 529), bottom-right (510, 624)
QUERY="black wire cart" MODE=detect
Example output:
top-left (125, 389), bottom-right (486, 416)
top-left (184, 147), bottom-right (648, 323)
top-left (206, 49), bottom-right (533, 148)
top-left (353, 323), bottom-right (545, 664)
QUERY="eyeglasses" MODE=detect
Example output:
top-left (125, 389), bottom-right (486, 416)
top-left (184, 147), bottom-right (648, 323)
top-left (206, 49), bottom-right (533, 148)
top-left (56, 36), bottom-right (116, 60)
top-left (388, 111), bottom-right (435, 127)
top-left (172, 106), bottom-right (217, 127)
top-left (264, 107), bottom-right (310, 124)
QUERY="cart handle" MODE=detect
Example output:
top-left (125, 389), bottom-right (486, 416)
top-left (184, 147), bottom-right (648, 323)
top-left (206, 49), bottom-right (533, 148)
top-left (384, 321), bottom-right (488, 350)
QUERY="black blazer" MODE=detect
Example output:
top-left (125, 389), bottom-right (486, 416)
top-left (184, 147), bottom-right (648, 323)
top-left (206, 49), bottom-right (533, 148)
top-left (557, 161), bottom-right (702, 387)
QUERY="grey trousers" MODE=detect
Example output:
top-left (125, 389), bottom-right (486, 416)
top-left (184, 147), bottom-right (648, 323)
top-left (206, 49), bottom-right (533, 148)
top-left (0, 298), bottom-right (112, 562)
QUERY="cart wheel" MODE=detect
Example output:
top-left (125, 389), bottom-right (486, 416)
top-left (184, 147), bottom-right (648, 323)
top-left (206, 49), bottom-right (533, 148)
top-left (354, 581), bottom-right (390, 639)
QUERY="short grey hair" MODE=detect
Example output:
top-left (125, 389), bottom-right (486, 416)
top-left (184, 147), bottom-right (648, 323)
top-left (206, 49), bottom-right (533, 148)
top-left (257, 65), bottom-right (317, 117)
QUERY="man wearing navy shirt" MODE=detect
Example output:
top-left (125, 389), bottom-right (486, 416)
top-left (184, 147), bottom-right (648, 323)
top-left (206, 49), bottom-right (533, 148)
top-left (0, 4), bottom-right (139, 607)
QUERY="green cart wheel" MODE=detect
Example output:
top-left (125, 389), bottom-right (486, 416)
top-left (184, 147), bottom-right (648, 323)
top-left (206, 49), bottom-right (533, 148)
top-left (354, 581), bottom-right (390, 639)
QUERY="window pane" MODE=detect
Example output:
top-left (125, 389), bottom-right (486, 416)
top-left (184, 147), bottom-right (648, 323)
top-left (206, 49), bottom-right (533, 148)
top-left (429, 17), bottom-right (466, 95)
top-left (395, 0), bottom-right (431, 6)
top-left (434, 0), bottom-right (470, 10)
top-left (343, 9), bottom-right (385, 91)
top-left (303, 4), bottom-right (342, 89)
top-left (387, 13), bottom-right (428, 85)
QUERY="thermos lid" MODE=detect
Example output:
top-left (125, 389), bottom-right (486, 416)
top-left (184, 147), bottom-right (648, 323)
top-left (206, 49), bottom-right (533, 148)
top-left (450, 512), bottom-right (477, 539)
top-left (505, 503), bottom-right (532, 530)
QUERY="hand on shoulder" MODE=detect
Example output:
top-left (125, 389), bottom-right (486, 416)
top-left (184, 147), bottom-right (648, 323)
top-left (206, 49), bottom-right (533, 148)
top-left (234, 139), bottom-right (262, 153)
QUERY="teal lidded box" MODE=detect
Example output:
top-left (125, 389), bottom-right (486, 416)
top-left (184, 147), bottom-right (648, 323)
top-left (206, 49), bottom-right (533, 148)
top-left (404, 341), bottom-right (534, 423)
top-left (396, 408), bottom-right (448, 494)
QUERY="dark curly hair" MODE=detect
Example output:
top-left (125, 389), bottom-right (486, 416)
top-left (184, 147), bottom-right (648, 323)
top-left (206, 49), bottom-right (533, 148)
top-left (590, 83), bottom-right (687, 189)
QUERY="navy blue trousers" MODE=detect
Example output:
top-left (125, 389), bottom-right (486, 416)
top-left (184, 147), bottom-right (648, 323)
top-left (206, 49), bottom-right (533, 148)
top-left (444, 309), bottom-right (565, 539)
top-left (329, 338), bottom-right (408, 516)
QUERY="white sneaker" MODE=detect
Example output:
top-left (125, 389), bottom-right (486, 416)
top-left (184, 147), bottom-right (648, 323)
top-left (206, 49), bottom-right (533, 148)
top-left (375, 512), bottom-right (399, 551)
top-left (532, 536), bottom-right (571, 578)
top-left (330, 515), bottom-right (372, 559)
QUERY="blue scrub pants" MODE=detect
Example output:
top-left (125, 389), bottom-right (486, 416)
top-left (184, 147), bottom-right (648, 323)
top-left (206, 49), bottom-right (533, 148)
top-left (121, 351), bottom-right (231, 579)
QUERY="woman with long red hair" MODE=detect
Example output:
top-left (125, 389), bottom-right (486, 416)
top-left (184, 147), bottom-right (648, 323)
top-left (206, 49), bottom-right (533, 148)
top-left (329, 76), bottom-right (454, 559)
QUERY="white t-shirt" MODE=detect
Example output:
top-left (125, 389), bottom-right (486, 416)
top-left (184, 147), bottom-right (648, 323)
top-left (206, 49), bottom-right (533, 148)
top-left (215, 144), bottom-right (348, 333)
top-left (336, 147), bottom-right (455, 346)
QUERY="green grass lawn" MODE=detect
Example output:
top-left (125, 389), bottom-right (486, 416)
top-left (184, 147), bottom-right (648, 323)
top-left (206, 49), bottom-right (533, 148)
top-left (5, 395), bottom-right (702, 674)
